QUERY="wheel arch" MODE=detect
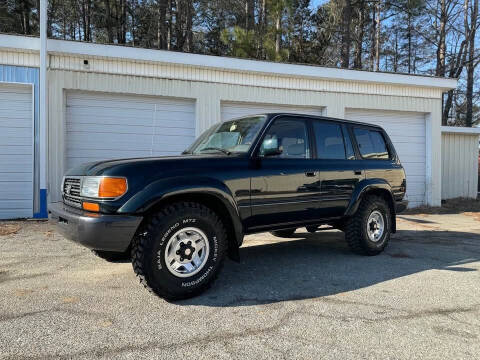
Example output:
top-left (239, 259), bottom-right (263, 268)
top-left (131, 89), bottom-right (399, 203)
top-left (119, 179), bottom-right (244, 261)
top-left (345, 179), bottom-right (397, 233)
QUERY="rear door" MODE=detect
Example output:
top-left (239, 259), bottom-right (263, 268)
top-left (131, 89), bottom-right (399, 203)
top-left (311, 120), bottom-right (364, 217)
top-left (351, 125), bottom-right (403, 197)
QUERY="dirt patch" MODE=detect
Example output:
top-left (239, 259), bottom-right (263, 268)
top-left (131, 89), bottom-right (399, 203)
top-left (462, 212), bottom-right (480, 222)
top-left (403, 198), bottom-right (480, 215)
top-left (0, 223), bottom-right (21, 236)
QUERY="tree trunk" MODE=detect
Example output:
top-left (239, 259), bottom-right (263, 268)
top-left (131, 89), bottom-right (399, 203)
top-left (340, 0), bottom-right (352, 68)
top-left (374, 0), bottom-right (381, 71)
top-left (275, 13), bottom-right (281, 57)
top-left (369, 4), bottom-right (376, 71)
top-left (442, 0), bottom-right (470, 125)
top-left (407, 15), bottom-right (412, 73)
top-left (353, 1), bottom-right (366, 69)
top-left (166, 0), bottom-right (172, 51)
top-left (186, 0), bottom-right (193, 52)
top-left (436, 0), bottom-right (447, 77)
top-left (105, 0), bottom-right (114, 43)
top-left (246, 0), bottom-right (255, 30)
top-left (157, 0), bottom-right (167, 49)
top-left (466, 0), bottom-right (478, 127)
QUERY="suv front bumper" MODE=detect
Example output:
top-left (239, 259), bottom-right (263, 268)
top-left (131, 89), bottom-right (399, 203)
top-left (48, 202), bottom-right (142, 252)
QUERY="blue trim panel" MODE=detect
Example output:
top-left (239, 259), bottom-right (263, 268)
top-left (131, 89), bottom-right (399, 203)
top-left (33, 189), bottom-right (48, 219)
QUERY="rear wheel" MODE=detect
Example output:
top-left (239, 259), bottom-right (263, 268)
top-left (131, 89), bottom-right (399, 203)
top-left (269, 228), bottom-right (296, 238)
top-left (345, 195), bottom-right (391, 256)
top-left (306, 226), bottom-right (318, 233)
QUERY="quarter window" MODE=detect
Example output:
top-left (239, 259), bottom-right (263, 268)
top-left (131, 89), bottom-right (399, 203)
top-left (353, 128), bottom-right (390, 160)
top-left (313, 121), bottom-right (346, 159)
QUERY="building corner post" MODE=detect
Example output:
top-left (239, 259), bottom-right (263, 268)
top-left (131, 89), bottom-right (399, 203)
top-left (37, 0), bottom-right (48, 218)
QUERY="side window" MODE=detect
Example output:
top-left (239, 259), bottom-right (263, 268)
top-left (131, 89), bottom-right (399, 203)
top-left (353, 127), bottom-right (390, 160)
top-left (313, 121), bottom-right (346, 159)
top-left (260, 119), bottom-right (310, 159)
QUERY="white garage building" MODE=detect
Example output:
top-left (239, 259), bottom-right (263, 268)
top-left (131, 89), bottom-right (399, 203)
top-left (0, 34), bottom-right (460, 218)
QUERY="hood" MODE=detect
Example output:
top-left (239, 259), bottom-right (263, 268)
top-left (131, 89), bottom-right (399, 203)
top-left (64, 153), bottom-right (246, 177)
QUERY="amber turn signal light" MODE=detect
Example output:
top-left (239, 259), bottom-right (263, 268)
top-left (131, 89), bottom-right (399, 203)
top-left (98, 177), bottom-right (128, 198)
top-left (83, 202), bottom-right (100, 212)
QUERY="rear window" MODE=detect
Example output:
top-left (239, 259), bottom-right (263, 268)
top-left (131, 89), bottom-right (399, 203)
top-left (313, 121), bottom-right (346, 159)
top-left (353, 128), bottom-right (390, 160)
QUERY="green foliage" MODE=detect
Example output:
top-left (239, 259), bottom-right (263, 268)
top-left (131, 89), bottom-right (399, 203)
top-left (220, 26), bottom-right (257, 58)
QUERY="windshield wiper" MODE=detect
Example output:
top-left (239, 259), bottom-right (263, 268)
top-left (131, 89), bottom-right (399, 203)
top-left (199, 147), bottom-right (231, 155)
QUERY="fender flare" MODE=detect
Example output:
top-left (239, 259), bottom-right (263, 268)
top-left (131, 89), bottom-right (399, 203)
top-left (118, 176), bottom-right (245, 251)
top-left (345, 178), bottom-right (397, 233)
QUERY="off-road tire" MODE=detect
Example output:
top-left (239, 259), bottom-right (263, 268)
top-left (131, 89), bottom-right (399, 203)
top-left (345, 195), bottom-right (391, 256)
top-left (270, 228), bottom-right (296, 238)
top-left (92, 249), bottom-right (130, 262)
top-left (131, 202), bottom-right (227, 300)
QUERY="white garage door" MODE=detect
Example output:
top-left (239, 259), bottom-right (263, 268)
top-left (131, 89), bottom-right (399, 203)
top-left (66, 92), bottom-right (196, 171)
top-left (0, 83), bottom-right (33, 219)
top-left (221, 101), bottom-right (325, 121)
top-left (345, 109), bottom-right (426, 207)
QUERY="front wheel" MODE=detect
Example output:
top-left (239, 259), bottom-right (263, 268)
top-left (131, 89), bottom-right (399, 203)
top-left (344, 196), bottom-right (391, 256)
top-left (131, 202), bottom-right (227, 300)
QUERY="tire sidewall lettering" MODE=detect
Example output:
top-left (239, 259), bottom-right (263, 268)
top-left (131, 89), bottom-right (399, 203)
top-left (154, 215), bottom-right (221, 288)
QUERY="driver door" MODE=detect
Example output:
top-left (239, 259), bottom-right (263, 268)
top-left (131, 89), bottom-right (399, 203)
top-left (247, 117), bottom-right (321, 231)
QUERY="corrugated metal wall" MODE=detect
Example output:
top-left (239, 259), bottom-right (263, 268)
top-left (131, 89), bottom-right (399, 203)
top-left (442, 132), bottom-right (479, 199)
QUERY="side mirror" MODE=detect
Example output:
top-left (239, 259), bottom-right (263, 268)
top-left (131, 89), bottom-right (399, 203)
top-left (261, 138), bottom-right (282, 157)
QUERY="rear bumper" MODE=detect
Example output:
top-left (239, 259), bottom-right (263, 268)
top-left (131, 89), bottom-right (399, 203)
top-left (48, 202), bottom-right (142, 252)
top-left (395, 200), bottom-right (408, 214)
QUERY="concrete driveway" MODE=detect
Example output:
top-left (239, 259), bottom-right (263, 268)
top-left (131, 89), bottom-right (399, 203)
top-left (0, 212), bottom-right (479, 359)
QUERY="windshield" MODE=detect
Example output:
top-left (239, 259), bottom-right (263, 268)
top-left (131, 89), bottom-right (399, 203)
top-left (187, 116), bottom-right (267, 155)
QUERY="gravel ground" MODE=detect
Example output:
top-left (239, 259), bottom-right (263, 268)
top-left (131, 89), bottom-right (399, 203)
top-left (0, 213), bottom-right (479, 359)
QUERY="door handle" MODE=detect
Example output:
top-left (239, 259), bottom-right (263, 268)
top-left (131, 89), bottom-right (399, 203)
top-left (305, 171), bottom-right (317, 177)
top-left (354, 170), bottom-right (362, 175)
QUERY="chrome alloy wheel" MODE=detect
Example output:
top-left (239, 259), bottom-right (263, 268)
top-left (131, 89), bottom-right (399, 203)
top-left (164, 227), bottom-right (210, 278)
top-left (366, 210), bottom-right (385, 242)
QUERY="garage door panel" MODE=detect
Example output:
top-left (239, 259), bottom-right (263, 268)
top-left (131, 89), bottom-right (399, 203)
top-left (221, 101), bottom-right (325, 121)
top-left (0, 145), bottom-right (32, 155)
top-left (68, 95), bottom-right (156, 110)
top-left (346, 109), bottom-right (426, 207)
top-left (0, 172), bottom-right (34, 181)
top-left (0, 209), bottom-right (32, 220)
top-left (0, 182), bottom-right (33, 199)
top-left (0, 119), bottom-right (32, 128)
top-left (66, 108), bottom-right (154, 121)
top-left (0, 127), bottom-right (32, 137)
top-left (66, 91), bottom-right (195, 171)
top-left (0, 154), bottom-right (33, 166)
top-left (0, 200), bottom-right (33, 209)
top-left (67, 123), bottom-right (155, 135)
top-left (0, 79), bottom-right (34, 227)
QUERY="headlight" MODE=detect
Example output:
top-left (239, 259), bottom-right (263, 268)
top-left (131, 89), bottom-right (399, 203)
top-left (80, 177), bottom-right (128, 199)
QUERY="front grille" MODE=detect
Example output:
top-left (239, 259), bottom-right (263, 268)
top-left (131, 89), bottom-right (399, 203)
top-left (63, 177), bottom-right (82, 208)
